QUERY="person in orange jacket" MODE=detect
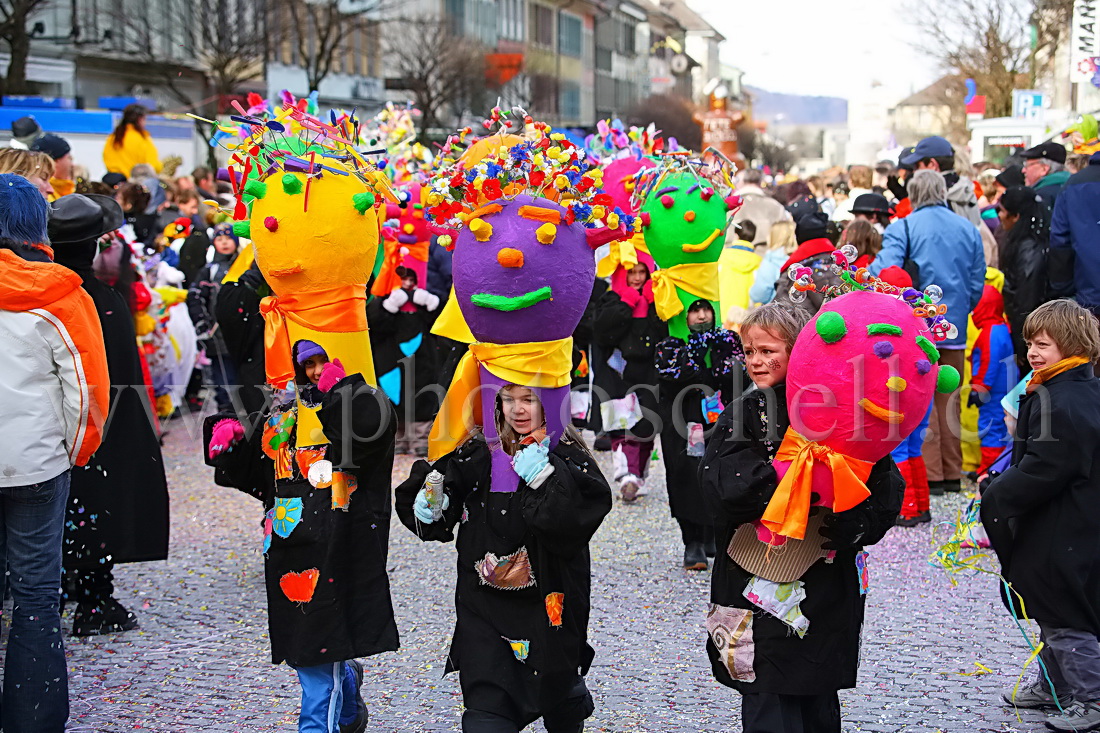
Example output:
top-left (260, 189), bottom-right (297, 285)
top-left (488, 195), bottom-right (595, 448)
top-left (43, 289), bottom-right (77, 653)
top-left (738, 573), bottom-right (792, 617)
top-left (0, 174), bottom-right (110, 732)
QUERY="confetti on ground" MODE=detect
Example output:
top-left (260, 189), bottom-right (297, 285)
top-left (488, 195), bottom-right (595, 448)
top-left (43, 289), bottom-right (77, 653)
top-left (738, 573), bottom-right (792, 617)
top-left (0, 410), bottom-right (1046, 731)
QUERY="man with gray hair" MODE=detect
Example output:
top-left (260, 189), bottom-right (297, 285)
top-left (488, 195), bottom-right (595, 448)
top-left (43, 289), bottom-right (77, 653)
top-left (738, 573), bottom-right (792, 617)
top-left (735, 168), bottom-right (789, 247)
top-left (1021, 141), bottom-right (1070, 208)
top-left (870, 169), bottom-right (985, 505)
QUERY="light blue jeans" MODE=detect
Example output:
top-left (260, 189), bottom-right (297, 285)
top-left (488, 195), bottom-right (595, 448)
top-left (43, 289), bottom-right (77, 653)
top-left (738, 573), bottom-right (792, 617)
top-left (293, 661), bottom-right (360, 732)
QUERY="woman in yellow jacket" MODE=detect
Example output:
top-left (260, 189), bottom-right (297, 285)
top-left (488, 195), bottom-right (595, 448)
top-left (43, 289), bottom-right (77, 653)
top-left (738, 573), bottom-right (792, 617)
top-left (102, 104), bottom-right (161, 176)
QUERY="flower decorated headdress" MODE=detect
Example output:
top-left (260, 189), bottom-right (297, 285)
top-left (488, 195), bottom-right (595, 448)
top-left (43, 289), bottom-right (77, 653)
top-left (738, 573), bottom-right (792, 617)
top-left (584, 119), bottom-right (672, 163)
top-left (364, 102), bottom-right (435, 185)
top-left (426, 106), bottom-right (633, 249)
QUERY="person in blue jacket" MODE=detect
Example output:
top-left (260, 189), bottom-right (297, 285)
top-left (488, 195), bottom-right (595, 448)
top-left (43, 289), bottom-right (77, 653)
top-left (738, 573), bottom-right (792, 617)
top-left (869, 169), bottom-right (986, 493)
top-left (968, 285), bottom-right (1018, 473)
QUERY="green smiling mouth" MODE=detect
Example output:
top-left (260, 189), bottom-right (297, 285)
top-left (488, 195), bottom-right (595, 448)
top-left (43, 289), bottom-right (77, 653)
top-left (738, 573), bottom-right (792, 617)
top-left (471, 286), bottom-right (553, 311)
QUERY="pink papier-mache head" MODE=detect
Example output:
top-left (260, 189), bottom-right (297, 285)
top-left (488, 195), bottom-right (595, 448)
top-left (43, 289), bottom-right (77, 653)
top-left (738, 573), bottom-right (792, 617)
top-left (755, 290), bottom-right (953, 544)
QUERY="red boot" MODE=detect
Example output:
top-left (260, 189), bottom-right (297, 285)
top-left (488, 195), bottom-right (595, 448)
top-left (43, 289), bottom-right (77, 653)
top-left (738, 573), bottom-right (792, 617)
top-left (897, 459), bottom-right (916, 519)
top-left (910, 455), bottom-right (931, 515)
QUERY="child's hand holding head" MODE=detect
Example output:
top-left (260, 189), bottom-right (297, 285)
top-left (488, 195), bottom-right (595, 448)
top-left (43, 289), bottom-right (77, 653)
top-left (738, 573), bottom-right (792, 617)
top-left (1023, 299), bottom-right (1100, 372)
top-left (739, 303), bottom-right (812, 389)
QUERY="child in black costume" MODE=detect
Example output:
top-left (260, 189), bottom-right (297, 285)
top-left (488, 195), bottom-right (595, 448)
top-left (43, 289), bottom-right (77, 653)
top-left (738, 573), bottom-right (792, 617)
top-left (699, 303), bottom-right (903, 733)
top-left (395, 384), bottom-right (612, 733)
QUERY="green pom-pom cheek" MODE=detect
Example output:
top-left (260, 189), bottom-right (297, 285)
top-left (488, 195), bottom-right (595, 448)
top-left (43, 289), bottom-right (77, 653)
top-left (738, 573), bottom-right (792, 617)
top-left (232, 221), bottom-right (251, 239)
top-left (936, 364), bottom-right (960, 394)
top-left (352, 191), bottom-right (375, 214)
top-left (815, 311), bottom-right (847, 344)
top-left (243, 180), bottom-right (267, 199)
top-left (916, 335), bottom-right (940, 363)
top-left (282, 174), bottom-right (303, 195)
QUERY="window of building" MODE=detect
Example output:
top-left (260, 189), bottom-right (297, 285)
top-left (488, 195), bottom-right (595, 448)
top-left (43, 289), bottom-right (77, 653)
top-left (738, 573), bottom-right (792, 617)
top-left (532, 3), bottom-right (554, 47)
top-left (560, 81), bottom-right (581, 119)
top-left (558, 12), bottom-right (582, 57)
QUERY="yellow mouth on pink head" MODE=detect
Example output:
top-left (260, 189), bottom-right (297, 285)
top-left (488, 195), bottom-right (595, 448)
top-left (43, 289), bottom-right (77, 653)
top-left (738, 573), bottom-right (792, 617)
top-left (681, 228), bottom-right (721, 253)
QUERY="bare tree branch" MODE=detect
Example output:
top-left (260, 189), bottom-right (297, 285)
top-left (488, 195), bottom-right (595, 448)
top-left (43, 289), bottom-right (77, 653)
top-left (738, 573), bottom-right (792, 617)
top-left (386, 15), bottom-right (494, 142)
top-left (0, 0), bottom-right (50, 94)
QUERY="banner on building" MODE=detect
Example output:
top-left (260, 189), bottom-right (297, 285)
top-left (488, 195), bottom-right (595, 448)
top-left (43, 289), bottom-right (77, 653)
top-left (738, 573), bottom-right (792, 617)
top-left (1070, 0), bottom-right (1100, 83)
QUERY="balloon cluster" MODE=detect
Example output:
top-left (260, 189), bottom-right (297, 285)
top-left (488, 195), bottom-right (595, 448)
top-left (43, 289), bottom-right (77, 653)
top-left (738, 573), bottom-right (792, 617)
top-left (787, 243), bottom-right (957, 342)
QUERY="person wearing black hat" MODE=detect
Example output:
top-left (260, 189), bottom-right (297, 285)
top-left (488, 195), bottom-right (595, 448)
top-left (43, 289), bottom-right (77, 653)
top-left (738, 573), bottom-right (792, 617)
top-left (9, 115), bottom-right (42, 149)
top-left (1020, 140), bottom-right (1070, 207)
top-left (769, 211), bottom-right (843, 317)
top-left (31, 133), bottom-right (74, 200)
top-left (998, 186), bottom-right (1052, 367)
top-left (49, 194), bottom-right (170, 636)
top-left (850, 192), bottom-right (892, 232)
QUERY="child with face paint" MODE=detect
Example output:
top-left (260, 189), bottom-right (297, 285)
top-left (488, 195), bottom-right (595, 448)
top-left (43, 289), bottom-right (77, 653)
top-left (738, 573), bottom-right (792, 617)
top-left (699, 302), bottom-right (904, 733)
top-left (654, 299), bottom-right (746, 570)
top-left (394, 385), bottom-right (612, 733)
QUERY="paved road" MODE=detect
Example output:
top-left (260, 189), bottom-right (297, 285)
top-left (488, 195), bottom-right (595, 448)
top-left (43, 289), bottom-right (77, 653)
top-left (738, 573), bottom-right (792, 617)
top-left (59, 411), bottom-right (1045, 732)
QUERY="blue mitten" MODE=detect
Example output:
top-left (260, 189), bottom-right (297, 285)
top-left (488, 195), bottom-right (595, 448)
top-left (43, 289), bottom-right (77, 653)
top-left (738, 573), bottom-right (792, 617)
top-left (414, 488), bottom-right (450, 523)
top-left (512, 438), bottom-right (555, 488)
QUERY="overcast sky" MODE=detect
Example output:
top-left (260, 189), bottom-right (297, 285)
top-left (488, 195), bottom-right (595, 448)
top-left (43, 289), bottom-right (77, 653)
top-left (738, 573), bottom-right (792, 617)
top-left (687, 0), bottom-right (942, 104)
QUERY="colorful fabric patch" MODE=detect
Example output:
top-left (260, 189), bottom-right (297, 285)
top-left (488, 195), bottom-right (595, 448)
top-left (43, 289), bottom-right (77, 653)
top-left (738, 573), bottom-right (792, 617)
top-left (705, 604), bottom-right (756, 682)
top-left (295, 447), bottom-right (328, 479)
top-left (856, 551), bottom-right (870, 595)
top-left (262, 409), bottom-right (296, 460)
top-left (701, 391), bottom-right (724, 424)
top-left (743, 576), bottom-right (810, 638)
top-left (331, 471), bottom-right (358, 510)
top-left (274, 444), bottom-right (294, 480)
top-left (545, 592), bottom-right (564, 627)
top-left (476, 547), bottom-right (536, 590)
top-left (272, 497), bottom-right (303, 538)
top-left (280, 568), bottom-right (320, 603)
top-left (263, 509), bottom-right (274, 554)
top-left (307, 459), bottom-right (333, 489)
top-left (503, 637), bottom-right (530, 663)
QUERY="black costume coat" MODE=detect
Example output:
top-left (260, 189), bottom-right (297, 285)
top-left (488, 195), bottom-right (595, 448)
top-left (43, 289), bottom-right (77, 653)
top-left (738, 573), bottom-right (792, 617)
top-left (213, 265), bottom-right (268, 416)
top-left (591, 288), bottom-right (664, 441)
top-left (208, 374), bottom-right (400, 666)
top-left (54, 238), bottom-right (170, 569)
top-left (394, 436), bottom-right (611, 725)
top-left (655, 329), bottom-right (746, 525)
top-left (367, 295), bottom-right (441, 423)
top-left (981, 363), bottom-right (1100, 635)
top-left (699, 384), bottom-right (903, 694)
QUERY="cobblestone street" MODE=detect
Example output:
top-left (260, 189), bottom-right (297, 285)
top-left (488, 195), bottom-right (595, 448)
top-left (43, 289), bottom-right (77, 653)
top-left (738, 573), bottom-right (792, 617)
top-left (61, 412), bottom-right (1044, 732)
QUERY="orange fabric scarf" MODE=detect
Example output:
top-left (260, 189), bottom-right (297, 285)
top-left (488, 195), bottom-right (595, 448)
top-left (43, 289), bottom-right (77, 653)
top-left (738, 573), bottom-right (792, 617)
top-left (760, 428), bottom-right (875, 542)
top-left (1026, 356), bottom-right (1090, 393)
top-left (370, 238), bottom-right (430, 297)
top-left (259, 285), bottom-right (368, 387)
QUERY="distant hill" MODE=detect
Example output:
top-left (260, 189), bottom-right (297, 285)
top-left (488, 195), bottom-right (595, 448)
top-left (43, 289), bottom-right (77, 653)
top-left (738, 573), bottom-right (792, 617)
top-left (746, 86), bottom-right (848, 126)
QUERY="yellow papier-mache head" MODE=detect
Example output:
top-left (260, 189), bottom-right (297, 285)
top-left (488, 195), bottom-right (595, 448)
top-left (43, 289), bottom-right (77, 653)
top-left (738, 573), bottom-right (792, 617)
top-left (218, 96), bottom-right (396, 447)
top-left (240, 170), bottom-right (384, 295)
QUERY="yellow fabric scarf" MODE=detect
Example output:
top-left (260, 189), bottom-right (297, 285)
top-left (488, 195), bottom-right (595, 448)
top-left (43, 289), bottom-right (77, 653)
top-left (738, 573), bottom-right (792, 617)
top-left (760, 428), bottom-right (875, 542)
top-left (649, 261), bottom-right (720, 321)
top-left (596, 233), bottom-right (649, 279)
top-left (427, 338), bottom-right (573, 460)
top-left (1026, 355), bottom-right (1091, 393)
